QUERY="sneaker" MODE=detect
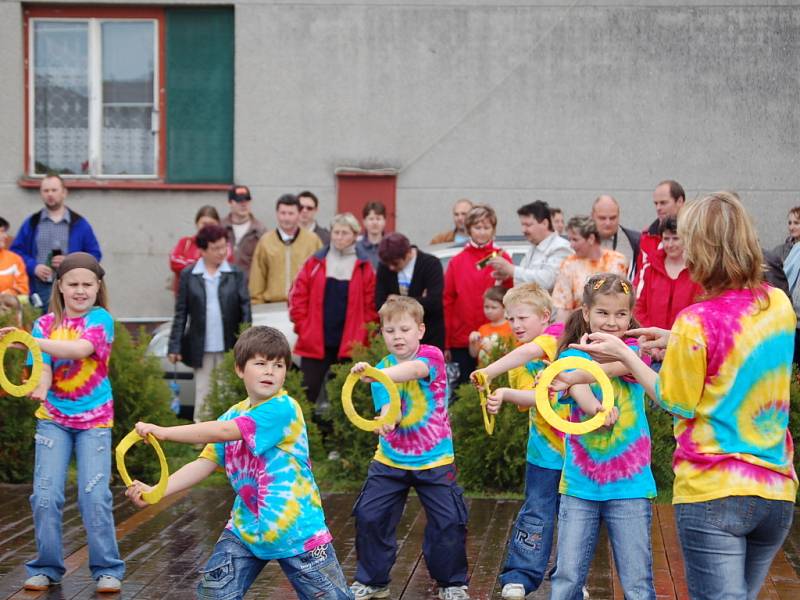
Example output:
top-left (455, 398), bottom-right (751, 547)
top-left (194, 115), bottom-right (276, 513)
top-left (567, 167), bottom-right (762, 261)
top-left (439, 586), bottom-right (470, 600)
top-left (96, 575), bottom-right (121, 593)
top-left (583, 586), bottom-right (590, 599)
top-left (24, 574), bottom-right (52, 591)
top-left (501, 582), bottom-right (526, 599)
top-left (349, 581), bottom-right (390, 599)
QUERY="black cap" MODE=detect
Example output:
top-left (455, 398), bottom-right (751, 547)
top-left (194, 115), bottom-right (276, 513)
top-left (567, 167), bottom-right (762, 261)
top-left (228, 185), bottom-right (252, 202)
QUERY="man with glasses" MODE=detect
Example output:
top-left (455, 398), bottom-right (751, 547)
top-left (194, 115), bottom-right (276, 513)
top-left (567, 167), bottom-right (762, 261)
top-left (297, 190), bottom-right (330, 245)
top-left (222, 185), bottom-right (266, 277)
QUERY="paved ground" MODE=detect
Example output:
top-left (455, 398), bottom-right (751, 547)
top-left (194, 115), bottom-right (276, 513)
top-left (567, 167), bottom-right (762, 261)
top-left (1, 485), bottom-right (799, 599)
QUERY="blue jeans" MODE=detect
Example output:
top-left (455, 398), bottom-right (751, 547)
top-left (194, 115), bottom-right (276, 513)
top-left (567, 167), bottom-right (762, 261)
top-left (551, 495), bottom-right (655, 600)
top-left (676, 496), bottom-right (794, 600)
top-left (197, 531), bottom-right (353, 600)
top-left (499, 462), bottom-right (561, 594)
top-left (25, 420), bottom-right (124, 582)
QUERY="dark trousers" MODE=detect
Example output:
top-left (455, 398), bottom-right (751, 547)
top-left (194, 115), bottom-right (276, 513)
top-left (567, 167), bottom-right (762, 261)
top-left (449, 347), bottom-right (476, 388)
top-left (353, 461), bottom-right (469, 588)
top-left (300, 346), bottom-right (340, 404)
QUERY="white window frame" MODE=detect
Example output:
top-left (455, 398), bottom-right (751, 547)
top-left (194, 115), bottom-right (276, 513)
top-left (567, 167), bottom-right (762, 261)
top-left (28, 17), bottom-right (160, 179)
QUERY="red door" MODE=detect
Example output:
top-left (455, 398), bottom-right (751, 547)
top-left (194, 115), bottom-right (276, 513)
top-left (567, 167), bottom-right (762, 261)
top-left (335, 169), bottom-right (397, 232)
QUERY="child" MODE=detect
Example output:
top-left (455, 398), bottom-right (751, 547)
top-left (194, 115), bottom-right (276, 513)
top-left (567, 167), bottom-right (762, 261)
top-left (349, 296), bottom-right (469, 600)
top-left (126, 326), bottom-right (352, 600)
top-left (492, 274), bottom-right (657, 600)
top-left (471, 283), bottom-right (566, 600)
top-left (468, 286), bottom-right (515, 366)
top-left (356, 201), bottom-right (387, 270)
top-left (7, 252), bottom-right (125, 593)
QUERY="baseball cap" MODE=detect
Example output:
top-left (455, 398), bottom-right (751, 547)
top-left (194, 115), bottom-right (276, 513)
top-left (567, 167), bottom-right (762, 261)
top-left (228, 185), bottom-right (252, 202)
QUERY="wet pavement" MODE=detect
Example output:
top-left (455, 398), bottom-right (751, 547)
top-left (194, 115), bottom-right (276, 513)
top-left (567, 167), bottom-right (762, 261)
top-left (1, 484), bottom-right (799, 599)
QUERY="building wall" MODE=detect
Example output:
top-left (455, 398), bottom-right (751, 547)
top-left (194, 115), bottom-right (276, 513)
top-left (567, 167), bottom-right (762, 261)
top-left (2, 1), bottom-right (799, 317)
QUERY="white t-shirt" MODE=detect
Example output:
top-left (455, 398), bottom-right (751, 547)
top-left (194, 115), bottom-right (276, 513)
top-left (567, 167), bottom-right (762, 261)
top-left (231, 221), bottom-right (250, 245)
top-left (398, 253), bottom-right (417, 296)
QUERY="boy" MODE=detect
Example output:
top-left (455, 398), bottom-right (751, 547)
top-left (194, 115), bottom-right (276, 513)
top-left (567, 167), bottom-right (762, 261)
top-left (349, 296), bottom-right (469, 600)
top-left (468, 286), bottom-right (514, 366)
top-left (470, 283), bottom-right (566, 600)
top-left (126, 326), bottom-right (352, 600)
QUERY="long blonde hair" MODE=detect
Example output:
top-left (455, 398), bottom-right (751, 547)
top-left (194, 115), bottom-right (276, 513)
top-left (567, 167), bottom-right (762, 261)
top-left (678, 191), bottom-right (764, 299)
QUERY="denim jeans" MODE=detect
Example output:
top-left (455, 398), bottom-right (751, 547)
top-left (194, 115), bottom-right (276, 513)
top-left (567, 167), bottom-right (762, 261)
top-left (676, 496), bottom-right (794, 600)
top-left (25, 420), bottom-right (124, 582)
top-left (499, 462), bottom-right (561, 594)
top-left (197, 531), bottom-right (353, 600)
top-left (551, 495), bottom-right (655, 600)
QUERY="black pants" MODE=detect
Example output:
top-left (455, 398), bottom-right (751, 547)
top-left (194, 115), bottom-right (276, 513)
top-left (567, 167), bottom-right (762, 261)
top-left (300, 346), bottom-right (340, 404)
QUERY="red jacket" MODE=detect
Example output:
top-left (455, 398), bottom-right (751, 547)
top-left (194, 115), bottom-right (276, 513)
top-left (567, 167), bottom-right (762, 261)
top-left (443, 243), bottom-right (513, 349)
top-left (633, 248), bottom-right (703, 329)
top-left (289, 247), bottom-right (378, 360)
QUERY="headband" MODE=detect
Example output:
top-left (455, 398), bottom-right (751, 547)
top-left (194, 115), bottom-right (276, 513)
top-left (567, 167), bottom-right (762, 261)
top-left (56, 252), bottom-right (105, 280)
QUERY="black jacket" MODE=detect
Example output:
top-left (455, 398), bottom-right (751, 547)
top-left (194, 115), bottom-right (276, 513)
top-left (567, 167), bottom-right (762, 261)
top-left (375, 249), bottom-right (445, 349)
top-left (168, 264), bottom-right (251, 368)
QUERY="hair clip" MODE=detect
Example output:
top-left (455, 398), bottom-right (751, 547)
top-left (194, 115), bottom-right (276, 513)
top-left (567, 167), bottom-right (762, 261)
top-left (592, 278), bottom-right (605, 290)
top-left (621, 281), bottom-right (631, 295)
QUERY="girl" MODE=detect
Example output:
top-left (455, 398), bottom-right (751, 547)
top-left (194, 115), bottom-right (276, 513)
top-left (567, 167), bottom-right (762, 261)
top-left (487, 273), bottom-right (656, 600)
top-left (574, 193), bottom-right (798, 600)
top-left (7, 252), bottom-right (124, 593)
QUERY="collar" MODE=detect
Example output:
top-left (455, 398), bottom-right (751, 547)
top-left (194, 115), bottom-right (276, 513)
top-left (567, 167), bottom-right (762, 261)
top-left (192, 258), bottom-right (232, 275)
top-left (40, 207), bottom-right (70, 224)
top-left (277, 227), bottom-right (299, 244)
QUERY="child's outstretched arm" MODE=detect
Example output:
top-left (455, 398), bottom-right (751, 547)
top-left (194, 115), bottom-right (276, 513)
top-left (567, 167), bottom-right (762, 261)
top-left (468, 331), bottom-right (481, 358)
top-left (135, 420), bottom-right (242, 446)
top-left (473, 339), bottom-right (547, 382)
top-left (486, 387), bottom-right (536, 414)
top-left (352, 360), bottom-right (429, 383)
top-left (0, 326), bottom-right (94, 360)
top-left (125, 458), bottom-right (217, 508)
top-left (570, 383), bottom-right (619, 428)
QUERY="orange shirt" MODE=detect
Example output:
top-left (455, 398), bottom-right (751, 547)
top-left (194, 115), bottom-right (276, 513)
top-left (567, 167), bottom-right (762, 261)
top-left (476, 320), bottom-right (515, 366)
top-left (0, 249), bottom-right (29, 295)
top-left (551, 249), bottom-right (627, 311)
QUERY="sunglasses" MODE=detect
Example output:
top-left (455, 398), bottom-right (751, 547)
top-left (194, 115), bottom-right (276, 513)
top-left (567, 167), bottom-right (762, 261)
top-left (300, 204), bottom-right (316, 211)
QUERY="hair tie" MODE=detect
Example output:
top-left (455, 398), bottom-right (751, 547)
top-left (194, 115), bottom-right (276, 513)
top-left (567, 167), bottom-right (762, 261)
top-left (621, 281), bottom-right (631, 294)
top-left (592, 278), bottom-right (605, 290)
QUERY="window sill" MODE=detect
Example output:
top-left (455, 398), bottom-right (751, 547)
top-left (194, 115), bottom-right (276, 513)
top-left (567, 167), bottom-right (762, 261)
top-left (18, 178), bottom-right (230, 191)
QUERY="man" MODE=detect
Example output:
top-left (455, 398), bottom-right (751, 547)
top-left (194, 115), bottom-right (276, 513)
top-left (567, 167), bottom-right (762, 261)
top-left (488, 200), bottom-right (572, 291)
top-left (636, 180), bottom-right (685, 280)
top-left (297, 190), bottom-right (330, 246)
top-left (249, 194), bottom-right (322, 304)
top-left (591, 194), bottom-right (640, 280)
top-left (11, 174), bottom-right (101, 306)
top-left (430, 198), bottom-right (473, 244)
top-left (221, 185), bottom-right (266, 278)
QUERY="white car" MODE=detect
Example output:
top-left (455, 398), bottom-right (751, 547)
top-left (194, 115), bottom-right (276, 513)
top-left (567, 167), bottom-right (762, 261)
top-left (148, 235), bottom-right (531, 416)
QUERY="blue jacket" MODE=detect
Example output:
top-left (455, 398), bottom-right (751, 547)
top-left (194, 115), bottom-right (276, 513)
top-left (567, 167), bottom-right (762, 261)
top-left (10, 208), bottom-right (102, 275)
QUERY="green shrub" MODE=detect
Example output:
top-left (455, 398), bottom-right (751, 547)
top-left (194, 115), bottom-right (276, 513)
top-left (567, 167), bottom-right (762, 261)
top-left (204, 351), bottom-right (324, 463)
top-left (646, 401), bottom-right (676, 499)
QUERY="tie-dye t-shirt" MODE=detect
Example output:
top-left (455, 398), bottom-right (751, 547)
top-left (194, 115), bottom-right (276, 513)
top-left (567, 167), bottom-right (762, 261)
top-left (655, 285), bottom-right (798, 504)
top-left (371, 344), bottom-right (454, 470)
top-left (558, 347), bottom-right (656, 501)
top-left (31, 307), bottom-right (114, 429)
top-left (508, 323), bottom-right (567, 470)
top-left (200, 393), bottom-right (332, 560)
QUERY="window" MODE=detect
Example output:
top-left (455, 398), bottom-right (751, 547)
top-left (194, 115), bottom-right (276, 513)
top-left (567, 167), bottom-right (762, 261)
top-left (24, 6), bottom-right (234, 186)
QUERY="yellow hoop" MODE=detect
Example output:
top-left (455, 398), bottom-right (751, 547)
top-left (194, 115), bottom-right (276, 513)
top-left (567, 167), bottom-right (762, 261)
top-left (115, 430), bottom-right (169, 504)
top-left (341, 365), bottom-right (402, 431)
top-left (472, 371), bottom-right (495, 435)
top-left (0, 330), bottom-right (43, 397)
top-left (535, 356), bottom-right (615, 435)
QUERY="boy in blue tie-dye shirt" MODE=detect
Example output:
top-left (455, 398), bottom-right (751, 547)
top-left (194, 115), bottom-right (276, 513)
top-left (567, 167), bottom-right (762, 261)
top-left (126, 326), bottom-right (352, 600)
top-left (348, 296), bottom-right (469, 600)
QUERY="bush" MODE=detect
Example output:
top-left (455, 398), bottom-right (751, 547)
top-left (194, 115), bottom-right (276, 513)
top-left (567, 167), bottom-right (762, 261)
top-left (646, 401), bottom-right (676, 498)
top-left (204, 351), bottom-right (324, 463)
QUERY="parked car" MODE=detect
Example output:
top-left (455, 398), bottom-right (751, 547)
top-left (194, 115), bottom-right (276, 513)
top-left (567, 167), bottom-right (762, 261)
top-left (148, 236), bottom-right (530, 418)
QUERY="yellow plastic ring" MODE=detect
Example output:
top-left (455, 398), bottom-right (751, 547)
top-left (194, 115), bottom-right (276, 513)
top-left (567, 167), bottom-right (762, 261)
top-left (341, 365), bottom-right (402, 431)
top-left (115, 430), bottom-right (169, 504)
top-left (472, 371), bottom-right (495, 435)
top-left (535, 356), bottom-right (615, 435)
top-left (0, 330), bottom-right (43, 397)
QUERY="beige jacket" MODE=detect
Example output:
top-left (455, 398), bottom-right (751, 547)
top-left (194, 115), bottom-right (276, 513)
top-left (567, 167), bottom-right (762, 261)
top-left (248, 228), bottom-right (322, 303)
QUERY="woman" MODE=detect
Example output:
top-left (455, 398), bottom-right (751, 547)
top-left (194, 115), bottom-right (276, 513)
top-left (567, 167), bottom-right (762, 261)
top-left (773, 206), bottom-right (800, 262)
top-left (552, 215), bottom-right (627, 322)
top-left (375, 232), bottom-right (445, 350)
top-left (168, 224), bottom-right (251, 422)
top-left (290, 213), bottom-right (378, 405)
top-left (168, 205), bottom-right (233, 295)
top-left (633, 216), bottom-right (703, 331)
top-left (443, 204), bottom-right (512, 385)
top-left (573, 192), bottom-right (797, 600)
top-left (775, 206), bottom-right (800, 364)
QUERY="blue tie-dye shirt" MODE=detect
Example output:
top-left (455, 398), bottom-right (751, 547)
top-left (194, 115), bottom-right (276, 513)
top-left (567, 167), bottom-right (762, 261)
top-left (200, 392), bottom-right (332, 559)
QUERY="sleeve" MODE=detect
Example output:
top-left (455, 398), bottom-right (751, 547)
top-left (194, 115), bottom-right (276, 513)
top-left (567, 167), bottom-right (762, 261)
top-left (613, 253), bottom-right (628, 276)
top-left (370, 357), bottom-right (392, 411)
top-left (9, 219), bottom-right (37, 276)
top-left (82, 308), bottom-right (114, 361)
top-left (247, 239), bottom-right (268, 303)
top-left (199, 442), bottom-right (225, 467)
top-left (415, 255), bottom-right (444, 317)
top-left (234, 398), bottom-right (297, 456)
top-left (443, 259), bottom-right (458, 349)
top-left (654, 315), bottom-right (707, 418)
top-left (30, 317), bottom-right (52, 367)
top-left (168, 269), bottom-right (190, 356)
top-left (633, 274), bottom-right (649, 326)
top-left (237, 269), bottom-right (252, 326)
top-left (551, 262), bottom-right (572, 310)
top-left (288, 261), bottom-right (311, 333)
top-left (81, 220), bottom-right (102, 262)
top-left (169, 237), bottom-right (193, 277)
top-left (362, 262), bottom-right (379, 325)
top-left (532, 332), bottom-right (559, 362)
top-left (13, 254), bottom-right (29, 295)
top-left (499, 251), bottom-right (514, 289)
top-left (514, 244), bottom-right (571, 290)
top-left (415, 344), bottom-right (442, 381)
top-left (375, 265), bottom-right (390, 311)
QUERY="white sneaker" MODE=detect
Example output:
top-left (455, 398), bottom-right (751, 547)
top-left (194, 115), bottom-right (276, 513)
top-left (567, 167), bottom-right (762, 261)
top-left (349, 581), bottom-right (390, 599)
top-left (501, 582), bottom-right (526, 599)
top-left (24, 574), bottom-right (52, 591)
top-left (582, 585), bottom-right (590, 599)
top-left (439, 586), bottom-right (470, 600)
top-left (96, 575), bottom-right (121, 593)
